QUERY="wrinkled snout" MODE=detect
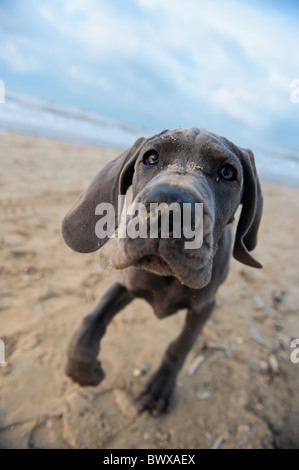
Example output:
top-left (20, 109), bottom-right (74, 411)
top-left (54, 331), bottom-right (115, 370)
top-left (141, 185), bottom-right (200, 235)
top-left (111, 171), bottom-right (216, 288)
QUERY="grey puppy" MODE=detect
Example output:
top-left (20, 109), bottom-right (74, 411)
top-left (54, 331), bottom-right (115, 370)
top-left (62, 127), bottom-right (263, 415)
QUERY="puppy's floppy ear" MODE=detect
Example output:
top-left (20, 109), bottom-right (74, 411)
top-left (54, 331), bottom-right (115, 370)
top-left (62, 137), bottom-right (146, 253)
top-left (233, 148), bottom-right (263, 268)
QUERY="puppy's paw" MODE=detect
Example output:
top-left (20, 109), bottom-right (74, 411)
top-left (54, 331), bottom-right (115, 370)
top-left (65, 355), bottom-right (105, 386)
top-left (136, 365), bottom-right (176, 416)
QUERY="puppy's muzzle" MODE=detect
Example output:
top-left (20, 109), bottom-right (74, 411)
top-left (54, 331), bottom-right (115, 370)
top-left (141, 185), bottom-right (199, 236)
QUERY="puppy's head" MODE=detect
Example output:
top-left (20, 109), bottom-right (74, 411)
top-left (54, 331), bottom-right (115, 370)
top-left (62, 128), bottom-right (263, 289)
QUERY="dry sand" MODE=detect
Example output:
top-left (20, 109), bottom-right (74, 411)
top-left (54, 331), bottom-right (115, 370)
top-left (0, 132), bottom-right (298, 449)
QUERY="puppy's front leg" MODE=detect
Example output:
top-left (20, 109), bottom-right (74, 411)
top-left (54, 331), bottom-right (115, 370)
top-left (65, 282), bottom-right (133, 386)
top-left (137, 301), bottom-right (215, 416)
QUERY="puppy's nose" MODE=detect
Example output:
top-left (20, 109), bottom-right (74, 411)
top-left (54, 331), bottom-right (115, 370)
top-left (143, 185), bottom-right (195, 206)
top-left (142, 186), bottom-right (197, 234)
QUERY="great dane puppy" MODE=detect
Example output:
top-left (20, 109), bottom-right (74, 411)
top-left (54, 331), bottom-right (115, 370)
top-left (62, 127), bottom-right (263, 415)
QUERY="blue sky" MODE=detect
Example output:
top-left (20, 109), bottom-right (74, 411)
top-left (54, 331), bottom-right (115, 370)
top-left (0, 0), bottom-right (299, 150)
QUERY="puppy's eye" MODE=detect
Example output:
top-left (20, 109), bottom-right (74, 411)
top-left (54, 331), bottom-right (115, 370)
top-left (143, 151), bottom-right (159, 166)
top-left (219, 165), bottom-right (237, 181)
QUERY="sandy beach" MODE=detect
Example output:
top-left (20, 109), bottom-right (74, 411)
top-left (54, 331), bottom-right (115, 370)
top-left (0, 132), bottom-right (299, 449)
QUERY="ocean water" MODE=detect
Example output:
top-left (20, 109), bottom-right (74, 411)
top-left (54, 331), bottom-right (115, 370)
top-left (1, 91), bottom-right (299, 186)
top-left (0, 91), bottom-right (152, 150)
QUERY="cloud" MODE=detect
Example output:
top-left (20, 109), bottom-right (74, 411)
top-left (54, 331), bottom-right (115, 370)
top-left (0, 42), bottom-right (40, 73)
top-left (0, 0), bottom-right (298, 147)
top-left (39, 1), bottom-right (142, 62)
top-left (68, 65), bottom-right (111, 91)
top-left (135, 0), bottom-right (298, 111)
top-left (212, 88), bottom-right (259, 126)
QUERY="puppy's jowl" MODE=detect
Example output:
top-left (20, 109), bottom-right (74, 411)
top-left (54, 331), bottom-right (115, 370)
top-left (62, 127), bottom-right (263, 415)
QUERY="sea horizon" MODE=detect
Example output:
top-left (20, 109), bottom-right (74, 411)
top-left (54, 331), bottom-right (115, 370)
top-left (1, 89), bottom-right (299, 187)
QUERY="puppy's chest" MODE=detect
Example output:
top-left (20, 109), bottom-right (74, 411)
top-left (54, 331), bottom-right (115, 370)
top-left (147, 281), bottom-right (191, 317)
top-left (121, 268), bottom-right (202, 318)
top-left (136, 280), bottom-right (192, 318)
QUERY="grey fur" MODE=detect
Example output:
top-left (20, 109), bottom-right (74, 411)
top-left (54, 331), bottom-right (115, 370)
top-left (62, 127), bottom-right (263, 415)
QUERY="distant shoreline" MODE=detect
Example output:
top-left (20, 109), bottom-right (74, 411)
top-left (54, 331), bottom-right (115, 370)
top-left (1, 128), bottom-right (299, 188)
